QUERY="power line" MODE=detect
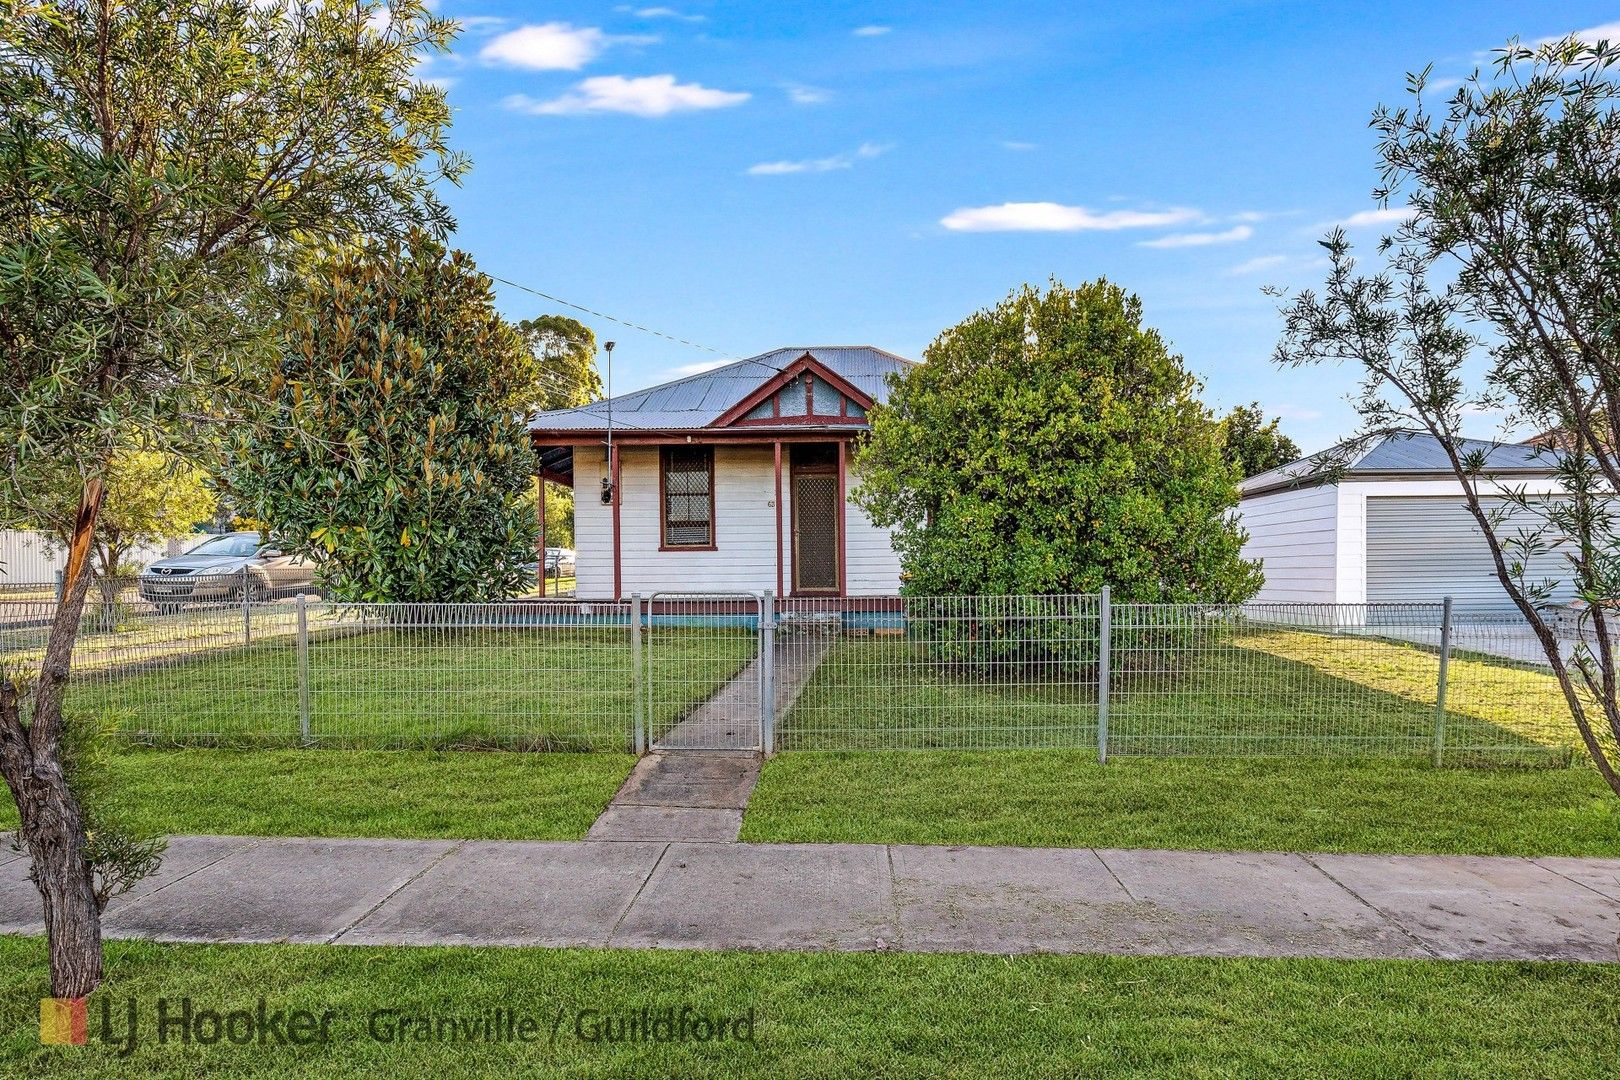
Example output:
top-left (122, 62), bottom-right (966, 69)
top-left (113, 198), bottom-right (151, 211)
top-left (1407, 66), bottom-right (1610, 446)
top-left (490, 274), bottom-right (740, 360)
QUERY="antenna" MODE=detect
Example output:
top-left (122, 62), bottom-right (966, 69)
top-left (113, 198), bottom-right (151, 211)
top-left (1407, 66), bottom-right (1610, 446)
top-left (601, 341), bottom-right (617, 506)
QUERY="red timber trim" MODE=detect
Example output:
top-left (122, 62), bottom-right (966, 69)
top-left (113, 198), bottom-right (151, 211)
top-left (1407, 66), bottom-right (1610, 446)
top-left (610, 443), bottom-right (622, 601)
top-left (730, 413), bottom-right (867, 427)
top-left (774, 440), bottom-right (784, 596)
top-left (536, 464), bottom-right (572, 485)
top-left (657, 445), bottom-right (718, 552)
top-left (711, 353), bottom-right (876, 428)
top-left (837, 439), bottom-right (848, 598)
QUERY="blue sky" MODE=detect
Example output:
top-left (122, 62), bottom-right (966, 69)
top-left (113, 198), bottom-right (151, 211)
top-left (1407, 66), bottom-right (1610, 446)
top-left (425, 2), bottom-right (1617, 453)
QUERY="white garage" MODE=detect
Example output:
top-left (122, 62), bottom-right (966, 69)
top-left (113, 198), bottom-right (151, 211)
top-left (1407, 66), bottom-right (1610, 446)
top-left (1238, 432), bottom-right (1571, 614)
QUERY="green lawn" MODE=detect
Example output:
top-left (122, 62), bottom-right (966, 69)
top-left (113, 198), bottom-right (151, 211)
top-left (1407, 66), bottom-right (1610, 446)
top-left (0, 749), bottom-right (635, 840)
top-left (780, 628), bottom-right (1575, 762)
top-left (66, 627), bottom-right (750, 751)
top-left (4, 939), bottom-right (1619, 1078)
top-left (742, 751), bottom-right (1620, 856)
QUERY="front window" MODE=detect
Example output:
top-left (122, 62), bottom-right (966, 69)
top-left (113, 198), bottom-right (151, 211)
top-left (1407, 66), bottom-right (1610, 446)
top-left (661, 446), bottom-right (714, 548)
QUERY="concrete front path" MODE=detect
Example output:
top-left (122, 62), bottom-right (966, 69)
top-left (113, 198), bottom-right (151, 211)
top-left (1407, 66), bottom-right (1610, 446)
top-left (585, 751), bottom-right (761, 842)
top-left (4, 836), bottom-right (1620, 961)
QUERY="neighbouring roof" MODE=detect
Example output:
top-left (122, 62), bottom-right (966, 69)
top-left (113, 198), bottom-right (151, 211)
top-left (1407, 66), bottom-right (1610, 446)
top-left (528, 345), bottom-right (917, 434)
top-left (1240, 431), bottom-right (1558, 498)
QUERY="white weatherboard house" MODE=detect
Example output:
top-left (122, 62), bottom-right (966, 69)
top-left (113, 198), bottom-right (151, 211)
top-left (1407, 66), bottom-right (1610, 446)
top-left (529, 346), bottom-right (913, 599)
top-left (1238, 432), bottom-right (1574, 614)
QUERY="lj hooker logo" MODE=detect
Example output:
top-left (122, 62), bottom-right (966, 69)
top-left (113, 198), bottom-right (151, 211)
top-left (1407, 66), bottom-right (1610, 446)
top-left (40, 998), bottom-right (88, 1046)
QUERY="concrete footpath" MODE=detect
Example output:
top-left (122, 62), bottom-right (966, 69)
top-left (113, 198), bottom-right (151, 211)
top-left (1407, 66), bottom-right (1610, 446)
top-left (4, 836), bottom-right (1620, 962)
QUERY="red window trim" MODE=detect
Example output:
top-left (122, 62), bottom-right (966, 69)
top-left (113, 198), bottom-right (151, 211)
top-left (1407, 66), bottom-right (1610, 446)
top-left (658, 445), bottom-right (717, 552)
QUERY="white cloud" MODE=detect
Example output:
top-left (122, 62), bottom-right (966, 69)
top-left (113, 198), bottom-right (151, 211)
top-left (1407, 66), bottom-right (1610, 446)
top-left (456, 15), bottom-right (508, 34)
top-left (1001, 140), bottom-right (1037, 151)
top-left (939, 201), bottom-right (1201, 233)
top-left (783, 83), bottom-right (831, 105)
top-left (1272, 403), bottom-right (1324, 422)
top-left (748, 142), bottom-right (889, 176)
top-left (628, 6), bottom-right (706, 21)
top-left (504, 75), bottom-right (750, 118)
top-left (1336, 206), bottom-right (1417, 228)
top-left (479, 23), bottom-right (646, 71)
top-left (852, 25), bottom-right (891, 37)
top-left (1139, 224), bottom-right (1253, 248)
top-left (1224, 254), bottom-right (1289, 276)
top-left (1538, 21), bottom-right (1620, 47)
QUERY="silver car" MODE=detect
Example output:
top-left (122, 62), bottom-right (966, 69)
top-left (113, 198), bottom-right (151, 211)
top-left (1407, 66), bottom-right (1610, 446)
top-left (139, 532), bottom-right (314, 611)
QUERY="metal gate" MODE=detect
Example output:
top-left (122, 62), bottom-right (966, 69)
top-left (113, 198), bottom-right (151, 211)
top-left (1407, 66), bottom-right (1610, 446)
top-left (639, 592), bottom-right (772, 752)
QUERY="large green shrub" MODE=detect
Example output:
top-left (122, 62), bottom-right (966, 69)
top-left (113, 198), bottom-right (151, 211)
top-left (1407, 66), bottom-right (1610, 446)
top-left (858, 279), bottom-right (1260, 673)
top-left (233, 235), bottom-right (537, 602)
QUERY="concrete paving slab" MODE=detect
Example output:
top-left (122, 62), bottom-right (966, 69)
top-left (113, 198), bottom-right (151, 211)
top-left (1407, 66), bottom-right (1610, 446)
top-left (1311, 853), bottom-right (1620, 962)
top-left (1534, 857), bottom-right (1620, 904)
top-left (0, 835), bottom-right (261, 934)
top-left (613, 842), bottom-right (895, 950)
top-left (586, 806), bottom-right (743, 842)
top-left (340, 841), bottom-right (666, 947)
top-left (892, 845), bottom-right (1166, 954)
top-left (1098, 849), bottom-right (1427, 959)
top-left (613, 752), bottom-right (760, 809)
top-left (103, 837), bottom-right (458, 944)
top-left (0, 852), bottom-right (41, 934)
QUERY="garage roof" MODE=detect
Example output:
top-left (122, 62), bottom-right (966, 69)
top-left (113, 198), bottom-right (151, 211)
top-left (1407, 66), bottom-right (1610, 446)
top-left (1240, 431), bottom-right (1558, 498)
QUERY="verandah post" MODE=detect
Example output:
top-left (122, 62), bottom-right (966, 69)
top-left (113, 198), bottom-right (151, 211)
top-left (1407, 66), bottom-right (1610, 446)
top-left (1097, 585), bottom-right (1111, 765)
top-left (1432, 595), bottom-right (1453, 767)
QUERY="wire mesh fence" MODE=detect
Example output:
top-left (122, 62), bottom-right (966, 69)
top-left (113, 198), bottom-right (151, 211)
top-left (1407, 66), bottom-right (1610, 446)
top-left (0, 584), bottom-right (1592, 764)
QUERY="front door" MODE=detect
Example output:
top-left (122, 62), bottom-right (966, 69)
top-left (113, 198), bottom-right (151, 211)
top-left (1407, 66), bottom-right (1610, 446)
top-left (791, 450), bottom-right (840, 594)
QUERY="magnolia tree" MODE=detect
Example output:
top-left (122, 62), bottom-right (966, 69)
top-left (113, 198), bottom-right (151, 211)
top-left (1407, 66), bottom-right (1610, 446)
top-left (231, 236), bottom-right (539, 602)
top-left (1273, 36), bottom-right (1620, 793)
top-left (0, 0), bottom-right (462, 997)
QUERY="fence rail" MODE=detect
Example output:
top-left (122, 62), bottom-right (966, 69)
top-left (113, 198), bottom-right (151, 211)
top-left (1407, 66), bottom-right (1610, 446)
top-left (0, 585), bottom-right (1585, 764)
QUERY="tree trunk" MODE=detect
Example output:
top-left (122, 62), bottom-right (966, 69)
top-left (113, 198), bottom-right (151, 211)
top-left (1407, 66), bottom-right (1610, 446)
top-left (0, 479), bottom-right (106, 999)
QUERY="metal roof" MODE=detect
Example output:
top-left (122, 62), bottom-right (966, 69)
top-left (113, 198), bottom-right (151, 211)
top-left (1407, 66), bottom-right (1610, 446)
top-left (1240, 431), bottom-right (1558, 497)
top-left (528, 345), bottom-right (917, 434)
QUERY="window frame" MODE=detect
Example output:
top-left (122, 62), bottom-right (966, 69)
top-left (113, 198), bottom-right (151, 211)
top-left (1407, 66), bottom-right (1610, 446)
top-left (658, 445), bottom-right (718, 551)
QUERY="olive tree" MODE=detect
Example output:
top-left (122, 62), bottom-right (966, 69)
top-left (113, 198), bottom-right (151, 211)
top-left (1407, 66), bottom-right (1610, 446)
top-left (1273, 36), bottom-right (1620, 793)
top-left (0, 0), bottom-right (463, 998)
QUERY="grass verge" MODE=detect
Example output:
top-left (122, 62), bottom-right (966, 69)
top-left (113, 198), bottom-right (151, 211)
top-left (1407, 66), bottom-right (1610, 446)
top-left (0, 749), bottom-right (635, 841)
top-left (3, 938), bottom-right (1618, 1077)
top-left (742, 751), bottom-right (1620, 856)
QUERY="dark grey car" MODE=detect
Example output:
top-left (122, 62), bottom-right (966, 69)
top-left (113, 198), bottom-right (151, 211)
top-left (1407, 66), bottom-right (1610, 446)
top-left (139, 532), bottom-right (314, 611)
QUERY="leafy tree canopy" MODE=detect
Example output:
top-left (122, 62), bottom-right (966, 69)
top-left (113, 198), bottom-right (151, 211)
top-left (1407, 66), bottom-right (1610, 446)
top-left (516, 315), bottom-right (603, 411)
top-left (1220, 403), bottom-right (1301, 478)
top-left (857, 278), bottom-right (1260, 603)
top-left (231, 234), bottom-right (538, 602)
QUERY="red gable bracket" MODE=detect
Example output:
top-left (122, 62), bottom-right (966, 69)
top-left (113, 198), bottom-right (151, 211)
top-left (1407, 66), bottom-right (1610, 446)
top-left (710, 352), bottom-right (877, 428)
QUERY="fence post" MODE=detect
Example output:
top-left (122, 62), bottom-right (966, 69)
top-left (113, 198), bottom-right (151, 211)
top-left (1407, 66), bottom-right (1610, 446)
top-left (241, 566), bottom-right (252, 646)
top-left (631, 593), bottom-right (645, 755)
top-left (760, 590), bottom-right (776, 756)
top-left (296, 593), bottom-right (311, 747)
top-left (1432, 595), bottom-right (1453, 767)
top-left (54, 568), bottom-right (64, 602)
top-left (1097, 585), bottom-right (1111, 765)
